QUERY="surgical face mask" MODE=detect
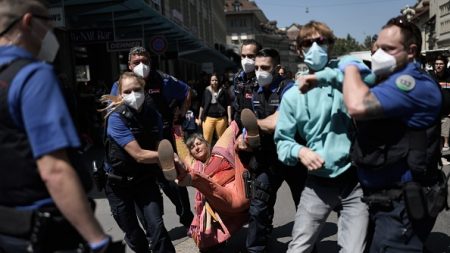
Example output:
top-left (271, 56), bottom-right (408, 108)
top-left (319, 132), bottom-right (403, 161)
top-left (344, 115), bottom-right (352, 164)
top-left (123, 91), bottom-right (145, 110)
top-left (133, 62), bottom-right (151, 79)
top-left (371, 48), bottom-right (397, 76)
top-left (37, 30), bottom-right (60, 62)
top-left (241, 58), bottom-right (255, 73)
top-left (255, 70), bottom-right (273, 87)
top-left (303, 42), bottom-right (328, 71)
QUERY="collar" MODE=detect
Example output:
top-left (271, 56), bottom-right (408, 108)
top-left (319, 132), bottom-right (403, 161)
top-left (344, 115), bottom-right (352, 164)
top-left (0, 45), bottom-right (34, 66)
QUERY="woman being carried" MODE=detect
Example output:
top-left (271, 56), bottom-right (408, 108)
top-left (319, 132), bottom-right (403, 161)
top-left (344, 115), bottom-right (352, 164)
top-left (158, 121), bottom-right (250, 251)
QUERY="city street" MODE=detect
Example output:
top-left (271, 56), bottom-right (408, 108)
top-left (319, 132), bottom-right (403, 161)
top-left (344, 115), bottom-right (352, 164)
top-left (91, 163), bottom-right (450, 253)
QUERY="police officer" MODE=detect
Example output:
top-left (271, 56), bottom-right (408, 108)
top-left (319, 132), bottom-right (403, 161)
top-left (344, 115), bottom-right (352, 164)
top-left (111, 47), bottom-right (194, 228)
top-left (235, 48), bottom-right (306, 253)
top-left (0, 0), bottom-right (110, 252)
top-left (340, 16), bottom-right (443, 252)
top-left (233, 39), bottom-right (261, 126)
top-left (102, 72), bottom-right (175, 253)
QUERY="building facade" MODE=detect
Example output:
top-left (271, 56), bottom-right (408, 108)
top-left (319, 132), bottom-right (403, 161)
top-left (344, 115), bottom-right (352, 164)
top-left (224, 0), bottom-right (300, 73)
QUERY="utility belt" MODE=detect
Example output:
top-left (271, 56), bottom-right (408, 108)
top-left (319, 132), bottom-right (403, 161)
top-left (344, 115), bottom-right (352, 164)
top-left (106, 171), bottom-right (155, 187)
top-left (363, 170), bottom-right (449, 220)
top-left (243, 170), bottom-right (271, 203)
top-left (0, 204), bottom-right (84, 252)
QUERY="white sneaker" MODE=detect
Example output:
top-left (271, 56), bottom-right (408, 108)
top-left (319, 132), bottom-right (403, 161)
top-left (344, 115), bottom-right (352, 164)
top-left (441, 157), bottom-right (450, 166)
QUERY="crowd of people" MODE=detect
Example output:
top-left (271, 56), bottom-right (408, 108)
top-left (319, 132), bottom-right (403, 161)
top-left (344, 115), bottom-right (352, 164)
top-left (0, 0), bottom-right (449, 253)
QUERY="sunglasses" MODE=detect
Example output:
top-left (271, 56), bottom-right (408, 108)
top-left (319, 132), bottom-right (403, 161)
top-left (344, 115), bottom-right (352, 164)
top-left (386, 16), bottom-right (421, 41)
top-left (299, 36), bottom-right (333, 49)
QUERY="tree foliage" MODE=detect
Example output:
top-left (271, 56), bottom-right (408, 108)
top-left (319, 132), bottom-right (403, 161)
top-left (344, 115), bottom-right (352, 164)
top-left (331, 34), bottom-right (374, 58)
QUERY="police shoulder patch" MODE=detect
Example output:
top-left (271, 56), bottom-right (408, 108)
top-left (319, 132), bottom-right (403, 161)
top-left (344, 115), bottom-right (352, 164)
top-left (395, 75), bottom-right (415, 92)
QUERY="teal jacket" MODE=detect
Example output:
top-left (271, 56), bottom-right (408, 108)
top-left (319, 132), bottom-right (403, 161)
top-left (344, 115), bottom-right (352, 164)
top-left (274, 65), bottom-right (354, 178)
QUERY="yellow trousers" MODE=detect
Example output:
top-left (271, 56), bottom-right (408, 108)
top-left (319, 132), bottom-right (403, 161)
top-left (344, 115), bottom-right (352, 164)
top-left (202, 116), bottom-right (228, 145)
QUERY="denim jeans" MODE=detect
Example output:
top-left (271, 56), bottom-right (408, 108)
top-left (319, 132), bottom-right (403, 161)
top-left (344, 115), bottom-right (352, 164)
top-left (105, 177), bottom-right (175, 253)
top-left (369, 199), bottom-right (436, 253)
top-left (287, 169), bottom-right (369, 253)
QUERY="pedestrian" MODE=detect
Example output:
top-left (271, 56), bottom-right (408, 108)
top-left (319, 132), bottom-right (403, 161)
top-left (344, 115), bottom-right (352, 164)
top-left (428, 54), bottom-right (450, 165)
top-left (110, 46), bottom-right (194, 229)
top-left (196, 72), bottom-right (232, 145)
top-left (275, 20), bottom-right (369, 253)
top-left (158, 123), bottom-right (249, 252)
top-left (340, 16), bottom-right (445, 252)
top-left (235, 47), bottom-right (307, 253)
top-left (0, 0), bottom-right (111, 252)
top-left (101, 72), bottom-right (175, 253)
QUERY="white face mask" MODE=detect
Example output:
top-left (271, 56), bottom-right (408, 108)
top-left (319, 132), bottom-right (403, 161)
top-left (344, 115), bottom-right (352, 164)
top-left (371, 48), bottom-right (397, 76)
top-left (133, 62), bottom-right (151, 79)
top-left (255, 70), bottom-right (273, 87)
top-left (241, 58), bottom-right (255, 73)
top-left (123, 91), bottom-right (145, 110)
top-left (37, 30), bottom-right (60, 62)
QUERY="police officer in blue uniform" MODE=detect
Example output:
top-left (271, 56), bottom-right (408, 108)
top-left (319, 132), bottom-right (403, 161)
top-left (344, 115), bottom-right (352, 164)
top-left (340, 16), bottom-right (444, 252)
top-left (233, 39), bottom-right (261, 126)
top-left (111, 47), bottom-right (194, 228)
top-left (235, 48), bottom-right (307, 253)
top-left (103, 72), bottom-right (175, 253)
top-left (0, 1), bottom-right (110, 252)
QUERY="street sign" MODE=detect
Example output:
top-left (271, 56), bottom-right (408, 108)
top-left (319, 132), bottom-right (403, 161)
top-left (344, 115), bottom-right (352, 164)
top-left (107, 39), bottom-right (143, 52)
top-left (149, 35), bottom-right (168, 55)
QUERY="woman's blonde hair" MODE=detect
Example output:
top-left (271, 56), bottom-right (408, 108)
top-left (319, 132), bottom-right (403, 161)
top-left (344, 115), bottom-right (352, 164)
top-left (99, 71), bottom-right (145, 118)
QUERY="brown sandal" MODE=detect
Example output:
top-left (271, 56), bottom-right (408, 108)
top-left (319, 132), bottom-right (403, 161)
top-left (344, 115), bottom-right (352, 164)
top-left (240, 108), bottom-right (260, 149)
top-left (157, 139), bottom-right (177, 181)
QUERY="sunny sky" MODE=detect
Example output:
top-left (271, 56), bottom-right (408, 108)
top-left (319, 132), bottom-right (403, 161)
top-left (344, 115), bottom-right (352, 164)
top-left (254, 0), bottom-right (418, 43)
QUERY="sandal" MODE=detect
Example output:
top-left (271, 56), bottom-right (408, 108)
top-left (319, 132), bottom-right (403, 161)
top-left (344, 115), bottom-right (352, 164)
top-left (240, 108), bottom-right (260, 149)
top-left (158, 139), bottom-right (177, 181)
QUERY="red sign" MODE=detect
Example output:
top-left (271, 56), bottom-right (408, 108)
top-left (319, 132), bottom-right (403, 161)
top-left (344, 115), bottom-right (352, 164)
top-left (149, 35), bottom-right (168, 55)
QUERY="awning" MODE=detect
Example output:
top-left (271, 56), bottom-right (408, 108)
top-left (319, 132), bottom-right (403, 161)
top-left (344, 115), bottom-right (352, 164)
top-left (49, 0), bottom-right (236, 70)
top-left (179, 47), bottom-right (236, 73)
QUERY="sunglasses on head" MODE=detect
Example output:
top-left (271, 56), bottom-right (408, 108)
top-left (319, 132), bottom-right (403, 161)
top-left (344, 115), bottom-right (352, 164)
top-left (299, 36), bottom-right (333, 48)
top-left (386, 16), bottom-right (420, 37)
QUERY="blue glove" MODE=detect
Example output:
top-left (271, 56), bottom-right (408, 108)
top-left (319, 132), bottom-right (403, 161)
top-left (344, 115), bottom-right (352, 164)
top-left (90, 236), bottom-right (111, 253)
top-left (338, 55), bottom-right (371, 74)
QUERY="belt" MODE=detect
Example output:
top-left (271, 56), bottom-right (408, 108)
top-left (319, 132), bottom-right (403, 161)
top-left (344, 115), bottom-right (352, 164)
top-left (106, 172), bottom-right (135, 182)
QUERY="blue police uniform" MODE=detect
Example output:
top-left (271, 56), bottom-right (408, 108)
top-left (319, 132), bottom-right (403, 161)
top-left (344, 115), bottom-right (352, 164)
top-left (111, 70), bottom-right (194, 227)
top-left (354, 62), bottom-right (442, 252)
top-left (234, 72), bottom-right (307, 253)
top-left (0, 45), bottom-right (81, 252)
top-left (104, 96), bottom-right (175, 253)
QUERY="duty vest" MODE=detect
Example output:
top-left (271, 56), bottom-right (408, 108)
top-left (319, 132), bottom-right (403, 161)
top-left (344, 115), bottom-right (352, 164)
top-left (104, 97), bottom-right (161, 177)
top-left (0, 60), bottom-right (49, 206)
top-left (146, 70), bottom-right (176, 136)
top-left (352, 118), bottom-right (441, 186)
top-left (233, 71), bottom-right (257, 126)
top-left (251, 79), bottom-right (290, 163)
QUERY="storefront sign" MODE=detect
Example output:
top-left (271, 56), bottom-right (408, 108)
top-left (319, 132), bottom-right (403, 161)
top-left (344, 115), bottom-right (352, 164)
top-left (107, 40), bottom-right (143, 52)
top-left (48, 7), bottom-right (65, 27)
top-left (70, 29), bottom-right (114, 43)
